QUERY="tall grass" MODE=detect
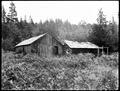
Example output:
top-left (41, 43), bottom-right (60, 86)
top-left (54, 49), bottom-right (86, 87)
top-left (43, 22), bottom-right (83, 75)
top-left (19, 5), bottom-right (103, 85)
top-left (2, 51), bottom-right (119, 90)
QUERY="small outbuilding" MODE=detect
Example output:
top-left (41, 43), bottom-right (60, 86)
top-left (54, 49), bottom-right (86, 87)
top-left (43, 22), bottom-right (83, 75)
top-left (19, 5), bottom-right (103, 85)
top-left (64, 40), bottom-right (109, 56)
top-left (15, 33), bottom-right (65, 57)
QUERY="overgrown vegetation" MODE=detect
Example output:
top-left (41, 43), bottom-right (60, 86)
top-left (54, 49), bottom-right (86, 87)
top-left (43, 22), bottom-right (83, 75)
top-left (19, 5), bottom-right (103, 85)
top-left (2, 51), bottom-right (118, 90)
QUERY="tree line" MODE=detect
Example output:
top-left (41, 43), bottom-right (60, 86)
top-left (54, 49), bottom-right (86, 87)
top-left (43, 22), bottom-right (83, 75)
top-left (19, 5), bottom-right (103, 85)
top-left (2, 2), bottom-right (118, 53)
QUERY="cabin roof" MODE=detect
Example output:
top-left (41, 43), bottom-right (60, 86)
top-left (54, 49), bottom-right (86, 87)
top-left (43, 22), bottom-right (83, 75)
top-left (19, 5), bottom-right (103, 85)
top-left (15, 33), bottom-right (46, 47)
top-left (15, 33), bottom-right (65, 47)
top-left (64, 40), bottom-right (99, 49)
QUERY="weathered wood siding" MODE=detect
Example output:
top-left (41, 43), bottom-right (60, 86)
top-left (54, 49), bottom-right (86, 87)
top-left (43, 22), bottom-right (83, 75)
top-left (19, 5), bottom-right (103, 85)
top-left (52, 37), bottom-right (63, 55)
top-left (24, 45), bottom-right (32, 54)
top-left (37, 34), bottom-right (51, 57)
top-left (35, 33), bottom-right (64, 57)
top-left (15, 46), bottom-right (23, 53)
top-left (15, 33), bottom-right (64, 57)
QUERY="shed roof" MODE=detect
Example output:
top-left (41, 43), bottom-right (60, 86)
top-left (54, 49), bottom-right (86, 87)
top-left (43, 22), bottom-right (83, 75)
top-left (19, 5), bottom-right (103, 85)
top-left (15, 33), bottom-right (46, 47)
top-left (64, 40), bottom-right (99, 49)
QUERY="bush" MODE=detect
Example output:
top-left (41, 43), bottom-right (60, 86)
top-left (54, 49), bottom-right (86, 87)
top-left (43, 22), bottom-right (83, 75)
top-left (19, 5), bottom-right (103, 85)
top-left (96, 70), bottom-right (118, 90)
top-left (2, 52), bottom-right (119, 90)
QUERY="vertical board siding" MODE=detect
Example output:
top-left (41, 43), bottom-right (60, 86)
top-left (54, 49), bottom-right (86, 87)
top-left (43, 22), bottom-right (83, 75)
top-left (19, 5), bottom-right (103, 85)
top-left (24, 46), bottom-right (31, 54)
top-left (53, 37), bottom-right (64, 55)
top-left (15, 46), bottom-right (23, 53)
top-left (58, 45), bottom-right (63, 55)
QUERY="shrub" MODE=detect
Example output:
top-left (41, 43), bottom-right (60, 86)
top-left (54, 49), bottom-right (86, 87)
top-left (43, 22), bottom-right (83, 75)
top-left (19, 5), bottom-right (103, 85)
top-left (96, 70), bottom-right (118, 90)
top-left (2, 52), bottom-right (118, 90)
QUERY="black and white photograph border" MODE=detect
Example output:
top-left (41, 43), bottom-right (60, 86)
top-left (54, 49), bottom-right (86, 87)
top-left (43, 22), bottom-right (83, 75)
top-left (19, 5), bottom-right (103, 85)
top-left (1, 0), bottom-right (119, 90)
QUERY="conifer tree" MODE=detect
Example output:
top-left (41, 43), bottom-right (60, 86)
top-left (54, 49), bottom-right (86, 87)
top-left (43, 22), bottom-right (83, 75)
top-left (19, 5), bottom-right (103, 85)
top-left (2, 6), bottom-right (7, 23)
top-left (88, 8), bottom-right (108, 46)
top-left (7, 1), bottom-right (18, 23)
top-left (97, 8), bottom-right (108, 26)
top-left (29, 15), bottom-right (34, 25)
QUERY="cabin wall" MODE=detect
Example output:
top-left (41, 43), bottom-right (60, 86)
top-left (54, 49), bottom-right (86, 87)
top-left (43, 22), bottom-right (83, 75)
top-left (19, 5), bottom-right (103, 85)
top-left (24, 45), bottom-right (32, 54)
top-left (52, 36), bottom-right (63, 56)
top-left (35, 34), bottom-right (64, 57)
top-left (63, 44), bottom-right (72, 54)
top-left (32, 34), bottom-right (52, 57)
top-left (71, 48), bottom-right (98, 55)
top-left (37, 36), bottom-right (47, 57)
top-left (46, 34), bottom-right (53, 57)
top-left (15, 46), bottom-right (23, 53)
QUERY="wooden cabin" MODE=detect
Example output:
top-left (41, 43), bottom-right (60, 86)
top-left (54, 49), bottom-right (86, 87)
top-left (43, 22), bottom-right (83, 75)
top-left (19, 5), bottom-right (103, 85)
top-left (15, 33), bottom-right (65, 57)
top-left (64, 40), bottom-right (109, 56)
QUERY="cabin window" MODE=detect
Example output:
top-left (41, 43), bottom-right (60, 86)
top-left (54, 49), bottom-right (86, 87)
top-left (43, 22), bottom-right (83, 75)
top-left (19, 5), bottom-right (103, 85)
top-left (53, 46), bottom-right (58, 55)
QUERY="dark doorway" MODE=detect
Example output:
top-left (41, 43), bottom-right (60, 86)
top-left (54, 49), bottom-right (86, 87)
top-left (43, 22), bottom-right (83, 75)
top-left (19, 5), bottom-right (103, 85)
top-left (53, 46), bottom-right (58, 55)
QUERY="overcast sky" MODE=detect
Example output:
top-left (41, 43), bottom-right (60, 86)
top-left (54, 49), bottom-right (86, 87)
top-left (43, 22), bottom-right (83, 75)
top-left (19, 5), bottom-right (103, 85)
top-left (2, 1), bottom-right (119, 24)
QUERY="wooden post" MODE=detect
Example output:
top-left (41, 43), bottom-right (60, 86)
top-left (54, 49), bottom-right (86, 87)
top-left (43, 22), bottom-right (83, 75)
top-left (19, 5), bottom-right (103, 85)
top-left (107, 47), bottom-right (108, 55)
top-left (102, 46), bottom-right (104, 55)
top-left (97, 48), bottom-right (99, 56)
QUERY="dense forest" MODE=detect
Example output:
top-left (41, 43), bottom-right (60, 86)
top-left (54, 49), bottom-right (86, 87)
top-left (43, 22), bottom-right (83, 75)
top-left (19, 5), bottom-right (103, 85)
top-left (2, 2), bottom-right (118, 53)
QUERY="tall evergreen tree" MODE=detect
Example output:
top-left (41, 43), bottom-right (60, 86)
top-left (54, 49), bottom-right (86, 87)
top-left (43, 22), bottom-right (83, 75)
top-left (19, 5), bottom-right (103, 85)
top-left (2, 6), bottom-right (7, 23)
top-left (7, 1), bottom-right (18, 23)
top-left (106, 17), bottom-right (118, 52)
top-left (88, 8), bottom-right (108, 46)
top-left (29, 15), bottom-right (34, 25)
top-left (18, 18), bottom-right (33, 41)
top-left (97, 8), bottom-right (107, 26)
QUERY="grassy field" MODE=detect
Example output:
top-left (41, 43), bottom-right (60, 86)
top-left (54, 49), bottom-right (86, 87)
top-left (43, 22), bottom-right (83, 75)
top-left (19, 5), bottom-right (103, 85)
top-left (2, 51), bottom-right (119, 90)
